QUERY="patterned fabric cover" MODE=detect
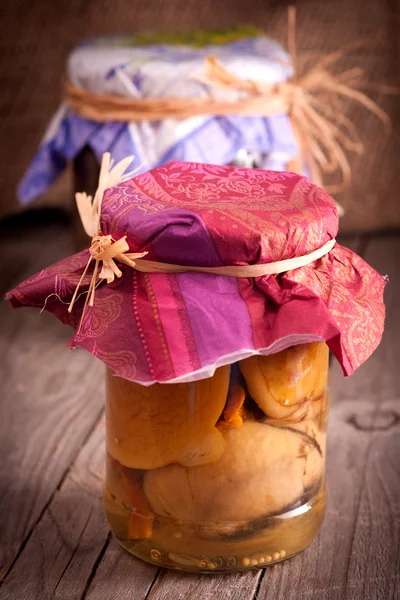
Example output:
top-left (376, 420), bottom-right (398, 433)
top-left (8, 163), bottom-right (386, 384)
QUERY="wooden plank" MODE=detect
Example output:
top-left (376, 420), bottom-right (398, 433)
top-left (0, 416), bottom-right (159, 600)
top-left (0, 419), bottom-right (108, 600)
top-left (255, 235), bottom-right (400, 599)
top-left (0, 214), bottom-right (105, 577)
top-left (339, 235), bottom-right (400, 600)
top-left (0, 306), bottom-right (105, 579)
top-left (84, 538), bottom-right (158, 600)
top-left (146, 570), bottom-right (260, 600)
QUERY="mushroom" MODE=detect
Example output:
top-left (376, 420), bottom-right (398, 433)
top-left (144, 420), bottom-right (324, 524)
top-left (238, 343), bottom-right (328, 420)
top-left (106, 365), bottom-right (230, 470)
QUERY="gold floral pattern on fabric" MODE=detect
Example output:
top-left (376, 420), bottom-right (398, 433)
top-left (95, 347), bottom-right (138, 380)
top-left (79, 293), bottom-right (123, 338)
top-left (286, 245), bottom-right (386, 371)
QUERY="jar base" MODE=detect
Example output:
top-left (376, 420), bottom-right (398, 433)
top-left (104, 483), bottom-right (326, 573)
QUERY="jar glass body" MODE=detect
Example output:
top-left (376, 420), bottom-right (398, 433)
top-left (104, 342), bottom-right (329, 572)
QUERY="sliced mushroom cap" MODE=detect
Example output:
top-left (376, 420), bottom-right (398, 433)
top-left (239, 343), bottom-right (328, 419)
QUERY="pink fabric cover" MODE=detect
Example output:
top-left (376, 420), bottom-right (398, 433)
top-left (7, 162), bottom-right (386, 384)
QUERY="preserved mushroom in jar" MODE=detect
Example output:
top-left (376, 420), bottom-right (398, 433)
top-left (7, 159), bottom-right (386, 575)
top-left (104, 342), bottom-right (329, 572)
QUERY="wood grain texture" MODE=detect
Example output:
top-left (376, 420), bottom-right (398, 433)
top-left (0, 419), bottom-right (108, 600)
top-left (146, 569), bottom-right (261, 600)
top-left (340, 236), bottom-right (400, 600)
top-left (84, 538), bottom-right (158, 600)
top-left (0, 211), bottom-right (105, 578)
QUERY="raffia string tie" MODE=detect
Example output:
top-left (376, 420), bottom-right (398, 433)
top-left (64, 6), bottom-right (390, 198)
top-left (128, 237), bottom-right (336, 277)
top-left (69, 153), bottom-right (336, 333)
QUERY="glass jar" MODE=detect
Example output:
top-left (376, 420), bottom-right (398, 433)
top-left (104, 341), bottom-right (329, 572)
top-left (9, 152), bottom-right (386, 576)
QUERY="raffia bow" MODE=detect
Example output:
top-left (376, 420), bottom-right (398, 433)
top-left (69, 153), bottom-right (147, 328)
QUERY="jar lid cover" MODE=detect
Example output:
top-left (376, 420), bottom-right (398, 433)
top-left (7, 162), bottom-right (385, 384)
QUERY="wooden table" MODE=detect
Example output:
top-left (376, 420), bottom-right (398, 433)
top-left (0, 212), bottom-right (399, 600)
